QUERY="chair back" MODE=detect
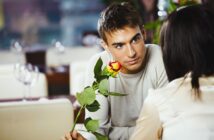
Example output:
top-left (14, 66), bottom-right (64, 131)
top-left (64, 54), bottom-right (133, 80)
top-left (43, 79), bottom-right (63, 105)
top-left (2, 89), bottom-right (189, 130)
top-left (70, 61), bottom-right (88, 95)
top-left (0, 64), bottom-right (48, 99)
top-left (0, 98), bottom-right (73, 140)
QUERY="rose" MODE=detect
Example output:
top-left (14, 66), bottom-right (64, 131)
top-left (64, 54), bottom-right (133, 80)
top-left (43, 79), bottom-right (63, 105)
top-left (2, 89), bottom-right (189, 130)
top-left (107, 61), bottom-right (121, 77)
top-left (71, 58), bottom-right (124, 140)
top-left (108, 61), bottom-right (121, 72)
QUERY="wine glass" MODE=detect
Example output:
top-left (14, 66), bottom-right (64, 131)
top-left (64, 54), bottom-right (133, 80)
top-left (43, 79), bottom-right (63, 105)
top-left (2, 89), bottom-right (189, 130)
top-left (14, 63), bottom-right (39, 101)
top-left (54, 41), bottom-right (65, 66)
top-left (10, 41), bottom-right (23, 63)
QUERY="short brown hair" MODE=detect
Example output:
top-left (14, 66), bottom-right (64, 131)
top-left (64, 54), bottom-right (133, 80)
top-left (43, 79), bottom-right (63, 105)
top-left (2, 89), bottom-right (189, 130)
top-left (98, 2), bottom-right (143, 43)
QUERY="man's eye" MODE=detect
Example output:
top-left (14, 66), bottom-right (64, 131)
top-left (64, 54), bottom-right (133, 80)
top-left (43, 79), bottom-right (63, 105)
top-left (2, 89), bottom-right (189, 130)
top-left (115, 45), bottom-right (123, 49)
top-left (132, 35), bottom-right (141, 44)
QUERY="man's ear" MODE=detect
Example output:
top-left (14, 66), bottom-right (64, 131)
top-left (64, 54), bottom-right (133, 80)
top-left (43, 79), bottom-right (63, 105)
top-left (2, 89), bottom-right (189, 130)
top-left (141, 26), bottom-right (147, 41)
top-left (101, 40), bottom-right (110, 52)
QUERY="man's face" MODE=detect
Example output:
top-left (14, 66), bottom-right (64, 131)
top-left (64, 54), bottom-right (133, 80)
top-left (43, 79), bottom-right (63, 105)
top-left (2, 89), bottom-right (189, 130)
top-left (103, 26), bottom-right (146, 74)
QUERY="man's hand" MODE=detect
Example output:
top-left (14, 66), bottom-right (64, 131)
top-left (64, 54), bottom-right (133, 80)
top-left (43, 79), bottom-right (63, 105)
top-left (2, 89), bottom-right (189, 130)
top-left (61, 130), bottom-right (86, 140)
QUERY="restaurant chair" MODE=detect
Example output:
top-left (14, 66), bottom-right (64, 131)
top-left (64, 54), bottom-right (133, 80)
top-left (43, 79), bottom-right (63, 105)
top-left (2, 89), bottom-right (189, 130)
top-left (0, 50), bottom-right (25, 64)
top-left (0, 98), bottom-right (73, 140)
top-left (46, 46), bottom-right (100, 67)
top-left (69, 61), bottom-right (88, 95)
top-left (0, 64), bottom-right (48, 99)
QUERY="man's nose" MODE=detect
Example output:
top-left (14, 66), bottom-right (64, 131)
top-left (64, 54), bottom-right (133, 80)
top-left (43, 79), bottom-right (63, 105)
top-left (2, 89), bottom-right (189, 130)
top-left (127, 45), bottom-right (136, 58)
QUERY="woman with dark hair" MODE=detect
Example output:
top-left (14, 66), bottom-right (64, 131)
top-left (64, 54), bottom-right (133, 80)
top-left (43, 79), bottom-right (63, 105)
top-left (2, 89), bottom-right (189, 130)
top-left (131, 4), bottom-right (214, 140)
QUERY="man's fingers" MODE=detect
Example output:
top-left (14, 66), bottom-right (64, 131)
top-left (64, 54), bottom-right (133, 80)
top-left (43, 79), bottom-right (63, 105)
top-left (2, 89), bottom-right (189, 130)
top-left (71, 130), bottom-right (85, 140)
top-left (65, 132), bottom-right (72, 140)
top-left (77, 134), bottom-right (86, 140)
top-left (71, 130), bottom-right (78, 138)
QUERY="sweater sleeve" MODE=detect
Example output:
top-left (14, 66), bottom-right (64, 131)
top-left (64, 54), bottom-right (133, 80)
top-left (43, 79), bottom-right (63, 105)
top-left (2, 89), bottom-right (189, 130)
top-left (155, 57), bottom-right (168, 88)
top-left (149, 44), bottom-right (168, 88)
top-left (108, 126), bottom-right (135, 139)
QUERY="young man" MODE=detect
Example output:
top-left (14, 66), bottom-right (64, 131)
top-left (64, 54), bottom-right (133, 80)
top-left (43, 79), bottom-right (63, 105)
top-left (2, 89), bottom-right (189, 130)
top-left (63, 2), bottom-right (168, 140)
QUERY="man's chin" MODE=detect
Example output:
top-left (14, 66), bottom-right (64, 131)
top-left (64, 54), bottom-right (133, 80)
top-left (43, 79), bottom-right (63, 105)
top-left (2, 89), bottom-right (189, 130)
top-left (123, 64), bottom-right (142, 74)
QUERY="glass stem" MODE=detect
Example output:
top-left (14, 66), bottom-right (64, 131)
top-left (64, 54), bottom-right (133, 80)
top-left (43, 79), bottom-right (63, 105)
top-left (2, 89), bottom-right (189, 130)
top-left (23, 84), bottom-right (27, 101)
top-left (28, 85), bottom-right (31, 100)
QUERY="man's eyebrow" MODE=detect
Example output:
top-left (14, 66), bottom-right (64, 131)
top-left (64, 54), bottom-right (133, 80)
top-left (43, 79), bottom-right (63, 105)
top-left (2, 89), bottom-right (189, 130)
top-left (111, 32), bottom-right (141, 46)
top-left (112, 42), bottom-right (124, 46)
top-left (130, 33), bottom-right (141, 43)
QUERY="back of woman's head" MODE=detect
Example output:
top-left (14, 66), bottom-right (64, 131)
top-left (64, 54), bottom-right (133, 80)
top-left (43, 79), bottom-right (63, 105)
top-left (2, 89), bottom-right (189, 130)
top-left (160, 5), bottom-right (214, 96)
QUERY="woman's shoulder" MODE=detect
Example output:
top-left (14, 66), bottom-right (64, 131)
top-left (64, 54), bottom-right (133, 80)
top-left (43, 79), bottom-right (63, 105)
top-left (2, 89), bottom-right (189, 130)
top-left (146, 77), bottom-right (186, 105)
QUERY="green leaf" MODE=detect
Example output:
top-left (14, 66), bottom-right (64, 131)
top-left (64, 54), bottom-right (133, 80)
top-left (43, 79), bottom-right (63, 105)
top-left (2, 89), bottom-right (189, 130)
top-left (168, 0), bottom-right (177, 13)
top-left (84, 117), bottom-right (99, 132)
top-left (86, 100), bottom-right (100, 112)
top-left (94, 57), bottom-right (103, 81)
top-left (98, 79), bottom-right (108, 94)
top-left (93, 132), bottom-right (109, 140)
top-left (93, 58), bottom-right (109, 82)
top-left (76, 87), bottom-right (96, 106)
top-left (144, 20), bottom-right (162, 30)
top-left (99, 75), bottom-right (109, 81)
top-left (101, 66), bottom-right (110, 76)
top-left (92, 81), bottom-right (98, 90)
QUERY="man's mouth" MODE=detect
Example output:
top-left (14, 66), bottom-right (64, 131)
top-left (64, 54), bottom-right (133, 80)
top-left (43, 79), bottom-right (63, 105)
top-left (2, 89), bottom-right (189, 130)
top-left (127, 58), bottom-right (139, 65)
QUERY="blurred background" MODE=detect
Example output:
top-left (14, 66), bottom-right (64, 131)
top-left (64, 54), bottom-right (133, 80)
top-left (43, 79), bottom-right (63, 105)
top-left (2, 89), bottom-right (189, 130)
top-left (1, 1), bottom-right (213, 139)
top-left (0, 0), bottom-right (207, 49)
top-left (0, 0), bottom-right (104, 48)
top-left (0, 0), bottom-right (209, 97)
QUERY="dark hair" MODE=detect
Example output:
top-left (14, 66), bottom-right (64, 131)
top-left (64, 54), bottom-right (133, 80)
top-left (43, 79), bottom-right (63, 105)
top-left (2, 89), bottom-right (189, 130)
top-left (160, 5), bottom-right (214, 98)
top-left (97, 2), bottom-right (143, 43)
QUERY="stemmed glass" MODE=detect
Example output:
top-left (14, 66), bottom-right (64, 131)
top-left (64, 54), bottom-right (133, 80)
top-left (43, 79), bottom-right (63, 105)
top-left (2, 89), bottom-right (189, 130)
top-left (10, 41), bottom-right (23, 63)
top-left (53, 41), bottom-right (65, 66)
top-left (14, 63), bottom-right (39, 101)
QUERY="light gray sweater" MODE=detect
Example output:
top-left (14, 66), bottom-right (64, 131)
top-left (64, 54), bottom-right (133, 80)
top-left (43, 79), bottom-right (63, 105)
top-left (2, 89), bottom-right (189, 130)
top-left (84, 44), bottom-right (168, 140)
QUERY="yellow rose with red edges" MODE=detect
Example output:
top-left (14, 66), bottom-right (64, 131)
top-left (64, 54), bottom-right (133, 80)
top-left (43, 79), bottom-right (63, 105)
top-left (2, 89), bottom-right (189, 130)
top-left (110, 61), bottom-right (121, 72)
top-left (107, 61), bottom-right (121, 77)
